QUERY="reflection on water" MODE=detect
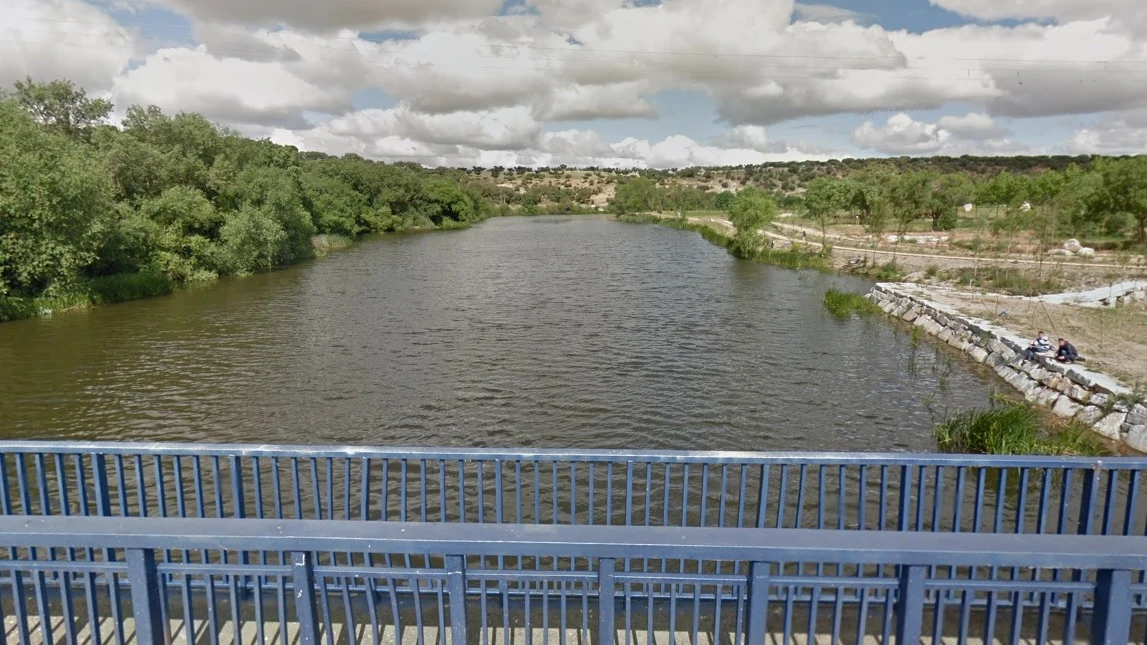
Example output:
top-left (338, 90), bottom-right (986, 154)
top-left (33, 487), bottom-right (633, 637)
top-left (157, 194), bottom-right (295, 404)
top-left (0, 216), bottom-right (994, 449)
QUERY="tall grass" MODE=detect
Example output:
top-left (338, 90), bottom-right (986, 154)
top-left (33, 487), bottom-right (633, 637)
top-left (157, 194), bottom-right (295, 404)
top-left (0, 268), bottom-right (176, 321)
top-left (311, 234), bottom-right (355, 257)
top-left (934, 400), bottom-right (1107, 456)
top-left (823, 288), bottom-right (881, 318)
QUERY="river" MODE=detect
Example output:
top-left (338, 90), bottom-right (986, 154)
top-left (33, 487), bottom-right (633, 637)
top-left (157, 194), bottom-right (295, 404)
top-left (0, 215), bottom-right (994, 450)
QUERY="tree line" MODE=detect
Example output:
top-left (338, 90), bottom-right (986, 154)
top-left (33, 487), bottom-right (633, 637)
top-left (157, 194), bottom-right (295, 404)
top-left (0, 79), bottom-right (497, 320)
top-left (609, 162), bottom-right (1147, 246)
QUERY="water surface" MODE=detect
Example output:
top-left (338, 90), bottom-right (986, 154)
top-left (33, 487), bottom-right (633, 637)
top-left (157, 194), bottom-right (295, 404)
top-left (0, 216), bottom-right (993, 450)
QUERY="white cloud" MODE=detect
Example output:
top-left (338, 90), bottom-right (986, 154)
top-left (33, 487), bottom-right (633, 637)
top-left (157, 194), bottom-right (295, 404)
top-left (1, 0), bottom-right (136, 92)
top-left (937, 112), bottom-right (1006, 139)
top-left (140, 0), bottom-right (505, 32)
top-left (113, 47), bottom-right (351, 128)
top-left (851, 113), bottom-right (952, 153)
top-left (1067, 110), bottom-right (1147, 154)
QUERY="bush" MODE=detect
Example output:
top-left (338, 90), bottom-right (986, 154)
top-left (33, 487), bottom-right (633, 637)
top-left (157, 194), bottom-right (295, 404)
top-left (935, 401), bottom-right (1107, 456)
top-left (823, 288), bottom-right (881, 318)
top-left (86, 267), bottom-right (174, 304)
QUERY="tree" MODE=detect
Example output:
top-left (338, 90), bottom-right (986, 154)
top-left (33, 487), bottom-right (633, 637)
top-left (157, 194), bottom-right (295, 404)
top-left (0, 100), bottom-right (112, 297)
top-left (728, 187), bottom-right (778, 257)
top-left (612, 177), bottom-right (659, 213)
top-left (1094, 156), bottom-right (1147, 243)
top-left (803, 177), bottom-right (844, 243)
top-left (11, 78), bottom-right (112, 140)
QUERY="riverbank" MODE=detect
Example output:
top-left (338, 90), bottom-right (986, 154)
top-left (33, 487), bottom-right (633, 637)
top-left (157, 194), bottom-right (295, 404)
top-left (0, 225), bottom-right (466, 323)
top-left (867, 283), bottom-right (1147, 454)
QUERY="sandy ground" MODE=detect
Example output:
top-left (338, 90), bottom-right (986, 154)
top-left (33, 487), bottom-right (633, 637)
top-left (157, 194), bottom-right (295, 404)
top-left (910, 287), bottom-right (1147, 387)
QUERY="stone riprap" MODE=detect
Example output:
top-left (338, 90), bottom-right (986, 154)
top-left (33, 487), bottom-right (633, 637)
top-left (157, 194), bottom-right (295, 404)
top-left (866, 283), bottom-right (1146, 453)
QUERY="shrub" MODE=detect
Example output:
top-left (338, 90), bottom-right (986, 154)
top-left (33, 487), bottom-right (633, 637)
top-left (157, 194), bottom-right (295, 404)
top-left (823, 288), bottom-right (881, 318)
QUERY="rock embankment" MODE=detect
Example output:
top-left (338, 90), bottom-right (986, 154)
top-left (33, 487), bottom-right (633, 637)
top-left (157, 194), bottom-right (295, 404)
top-left (866, 283), bottom-right (1147, 453)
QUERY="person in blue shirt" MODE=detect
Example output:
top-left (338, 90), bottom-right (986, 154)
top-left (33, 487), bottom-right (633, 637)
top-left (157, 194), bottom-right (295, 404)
top-left (1024, 331), bottom-right (1052, 361)
top-left (1056, 338), bottom-right (1079, 363)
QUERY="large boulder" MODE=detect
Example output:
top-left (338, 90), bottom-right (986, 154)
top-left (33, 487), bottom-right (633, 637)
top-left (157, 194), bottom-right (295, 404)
top-left (1077, 247), bottom-right (1096, 258)
top-left (1093, 413), bottom-right (1127, 440)
top-left (1063, 238), bottom-right (1082, 253)
top-left (1128, 426), bottom-right (1147, 454)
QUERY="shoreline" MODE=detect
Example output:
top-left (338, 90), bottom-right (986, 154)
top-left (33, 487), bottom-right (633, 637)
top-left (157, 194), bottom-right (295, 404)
top-left (867, 283), bottom-right (1146, 454)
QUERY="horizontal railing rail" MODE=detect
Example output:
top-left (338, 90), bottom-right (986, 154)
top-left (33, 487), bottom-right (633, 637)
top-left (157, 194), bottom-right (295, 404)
top-left (1, 516), bottom-right (1146, 645)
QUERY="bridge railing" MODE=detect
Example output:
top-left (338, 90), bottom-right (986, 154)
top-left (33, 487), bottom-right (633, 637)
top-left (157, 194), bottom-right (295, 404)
top-left (3, 443), bottom-right (1147, 619)
top-left (2, 442), bottom-right (1145, 536)
top-left (0, 516), bottom-right (1145, 645)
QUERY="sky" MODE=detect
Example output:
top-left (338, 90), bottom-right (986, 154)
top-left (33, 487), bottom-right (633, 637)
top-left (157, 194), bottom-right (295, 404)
top-left (5, 0), bottom-right (1147, 168)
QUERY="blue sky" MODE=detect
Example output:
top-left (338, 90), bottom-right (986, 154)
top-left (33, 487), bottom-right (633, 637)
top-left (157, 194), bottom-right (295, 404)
top-left (6, 0), bottom-right (1143, 166)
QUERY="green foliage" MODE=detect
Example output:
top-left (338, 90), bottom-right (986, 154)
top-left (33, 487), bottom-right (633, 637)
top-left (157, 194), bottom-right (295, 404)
top-left (728, 187), bottom-right (778, 257)
top-left (0, 101), bottom-right (113, 298)
top-left (0, 78), bottom-right (498, 321)
top-left (945, 267), bottom-right (1065, 295)
top-left (822, 288), bottom-right (881, 318)
top-left (935, 401), bottom-right (1106, 456)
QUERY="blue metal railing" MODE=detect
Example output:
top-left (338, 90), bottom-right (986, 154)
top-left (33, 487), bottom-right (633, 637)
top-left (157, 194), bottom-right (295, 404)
top-left (2, 442), bottom-right (1147, 643)
top-left (1, 516), bottom-right (1145, 645)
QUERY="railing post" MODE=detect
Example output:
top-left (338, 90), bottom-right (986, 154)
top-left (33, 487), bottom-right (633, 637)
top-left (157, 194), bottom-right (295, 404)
top-left (597, 557), bottom-right (615, 645)
top-left (1091, 569), bottom-right (1132, 645)
top-left (745, 561), bottom-right (771, 645)
top-left (445, 555), bottom-right (468, 645)
top-left (126, 548), bottom-right (164, 645)
top-left (292, 551), bottom-right (320, 645)
top-left (895, 565), bottom-right (925, 645)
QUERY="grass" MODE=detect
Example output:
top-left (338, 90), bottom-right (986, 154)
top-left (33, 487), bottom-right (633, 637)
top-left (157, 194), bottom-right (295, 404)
top-left (823, 288), bottom-right (882, 318)
top-left (0, 268), bottom-right (176, 322)
top-left (934, 399), bottom-right (1108, 456)
top-left (944, 266), bottom-right (1065, 295)
top-left (311, 234), bottom-right (354, 256)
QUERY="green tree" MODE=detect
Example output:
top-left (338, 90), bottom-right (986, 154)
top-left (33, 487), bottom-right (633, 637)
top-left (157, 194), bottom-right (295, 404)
top-left (1093, 156), bottom-right (1147, 243)
top-left (728, 187), bottom-right (777, 257)
top-left (11, 78), bottom-right (112, 140)
top-left (0, 100), bottom-right (112, 297)
top-left (612, 177), bottom-right (659, 213)
top-left (803, 177), bottom-right (844, 243)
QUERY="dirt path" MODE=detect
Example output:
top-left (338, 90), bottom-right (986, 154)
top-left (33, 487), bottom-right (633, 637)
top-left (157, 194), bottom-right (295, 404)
top-left (668, 214), bottom-right (1147, 277)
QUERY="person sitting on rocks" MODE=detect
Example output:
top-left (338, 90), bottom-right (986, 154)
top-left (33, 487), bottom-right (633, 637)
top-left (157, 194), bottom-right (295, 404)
top-left (1024, 331), bottom-right (1052, 361)
top-left (1056, 337), bottom-right (1079, 363)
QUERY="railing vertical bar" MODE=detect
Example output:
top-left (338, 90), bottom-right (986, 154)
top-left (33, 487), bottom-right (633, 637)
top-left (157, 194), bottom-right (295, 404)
top-left (1091, 569), bottom-right (1132, 645)
top-left (642, 463), bottom-right (652, 575)
top-left (534, 461), bottom-right (542, 527)
top-left (894, 565), bottom-right (925, 645)
top-left (360, 457), bottom-right (371, 521)
top-left (446, 555), bottom-right (468, 645)
top-left (856, 586), bottom-right (872, 645)
top-left (560, 578), bottom-right (569, 645)
top-left (516, 461), bottom-right (524, 525)
top-left (878, 465), bottom-right (888, 531)
top-left (1101, 469), bottom-right (1117, 536)
top-left (21, 456), bottom-right (52, 645)
top-left (439, 460), bottom-right (446, 524)
top-left (588, 462), bottom-right (595, 526)
top-left (624, 462), bottom-right (634, 530)
top-left (292, 552), bottom-right (320, 645)
top-left (605, 463), bottom-right (612, 527)
top-left (127, 548), bottom-right (165, 645)
top-left (598, 558), bottom-right (615, 645)
top-left (713, 580), bottom-right (725, 645)
top-left (794, 465), bottom-right (807, 529)
top-left (290, 458), bottom-right (302, 520)
top-left (806, 584), bottom-right (821, 643)
top-left (735, 464), bottom-right (747, 529)
top-left (316, 564), bottom-right (335, 645)
top-left (133, 454), bottom-right (147, 517)
top-left (755, 465), bottom-right (768, 530)
top-left (420, 459), bottom-right (428, 523)
top-left (324, 457), bottom-right (334, 521)
top-left (743, 557), bottom-right (770, 642)
top-left (571, 462), bottom-right (578, 525)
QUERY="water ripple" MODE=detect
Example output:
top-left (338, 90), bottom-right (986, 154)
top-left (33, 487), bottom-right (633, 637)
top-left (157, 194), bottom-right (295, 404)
top-left (0, 216), bottom-right (994, 451)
